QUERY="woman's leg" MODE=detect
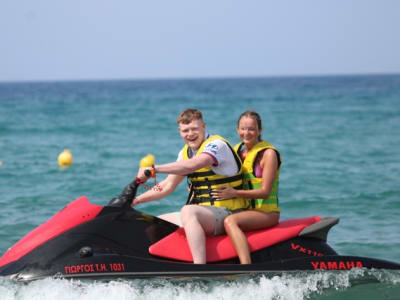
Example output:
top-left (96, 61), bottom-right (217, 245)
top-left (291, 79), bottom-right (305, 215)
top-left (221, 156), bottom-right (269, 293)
top-left (224, 213), bottom-right (252, 264)
top-left (224, 211), bottom-right (280, 264)
top-left (180, 205), bottom-right (216, 264)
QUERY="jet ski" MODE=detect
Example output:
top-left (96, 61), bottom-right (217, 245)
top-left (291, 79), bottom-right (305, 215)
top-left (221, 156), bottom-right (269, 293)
top-left (1, 178), bottom-right (399, 282)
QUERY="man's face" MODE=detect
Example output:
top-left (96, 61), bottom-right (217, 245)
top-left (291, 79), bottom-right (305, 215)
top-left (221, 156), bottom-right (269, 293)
top-left (178, 119), bottom-right (206, 150)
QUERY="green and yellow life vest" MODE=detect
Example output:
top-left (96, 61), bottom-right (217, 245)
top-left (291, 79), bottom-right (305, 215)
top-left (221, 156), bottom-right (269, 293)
top-left (182, 135), bottom-right (248, 211)
top-left (234, 141), bottom-right (281, 213)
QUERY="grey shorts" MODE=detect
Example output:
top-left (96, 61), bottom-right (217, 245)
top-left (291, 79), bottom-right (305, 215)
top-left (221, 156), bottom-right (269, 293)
top-left (204, 205), bottom-right (231, 236)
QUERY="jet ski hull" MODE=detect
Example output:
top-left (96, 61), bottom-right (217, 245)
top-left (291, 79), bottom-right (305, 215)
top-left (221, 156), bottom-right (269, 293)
top-left (1, 197), bottom-right (400, 282)
top-left (3, 249), bottom-right (400, 282)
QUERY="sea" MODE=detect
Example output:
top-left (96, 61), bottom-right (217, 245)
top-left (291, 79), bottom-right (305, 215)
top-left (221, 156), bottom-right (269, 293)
top-left (0, 74), bottom-right (399, 300)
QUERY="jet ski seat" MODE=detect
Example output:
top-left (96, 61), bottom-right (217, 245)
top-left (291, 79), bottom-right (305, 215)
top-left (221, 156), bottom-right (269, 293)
top-left (149, 216), bottom-right (331, 263)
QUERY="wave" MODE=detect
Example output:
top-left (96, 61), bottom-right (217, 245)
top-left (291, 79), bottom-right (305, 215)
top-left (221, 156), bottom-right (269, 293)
top-left (1, 269), bottom-right (399, 300)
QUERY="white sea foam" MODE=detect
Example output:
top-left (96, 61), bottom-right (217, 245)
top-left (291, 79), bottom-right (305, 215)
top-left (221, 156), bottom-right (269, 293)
top-left (1, 269), bottom-right (399, 300)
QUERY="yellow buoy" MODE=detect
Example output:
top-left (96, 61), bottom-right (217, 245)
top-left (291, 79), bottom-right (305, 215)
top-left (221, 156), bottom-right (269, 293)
top-left (0, 160), bottom-right (3, 166)
top-left (58, 149), bottom-right (73, 167)
top-left (139, 154), bottom-right (155, 168)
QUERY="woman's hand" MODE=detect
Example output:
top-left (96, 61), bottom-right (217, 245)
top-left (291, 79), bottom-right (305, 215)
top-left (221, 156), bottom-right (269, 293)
top-left (211, 186), bottom-right (238, 200)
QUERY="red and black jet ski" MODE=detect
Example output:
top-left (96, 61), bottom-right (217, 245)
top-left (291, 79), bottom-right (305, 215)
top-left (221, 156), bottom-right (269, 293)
top-left (1, 179), bottom-right (399, 282)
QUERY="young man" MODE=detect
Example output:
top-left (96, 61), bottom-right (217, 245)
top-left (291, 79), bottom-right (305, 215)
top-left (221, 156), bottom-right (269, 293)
top-left (134, 109), bottom-right (247, 264)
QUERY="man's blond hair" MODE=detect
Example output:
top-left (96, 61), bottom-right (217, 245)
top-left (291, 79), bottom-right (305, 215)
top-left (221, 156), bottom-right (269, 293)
top-left (176, 109), bottom-right (203, 124)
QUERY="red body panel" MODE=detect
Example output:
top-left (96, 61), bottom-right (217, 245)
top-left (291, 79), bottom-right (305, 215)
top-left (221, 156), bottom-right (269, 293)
top-left (149, 216), bottom-right (322, 262)
top-left (0, 196), bottom-right (103, 267)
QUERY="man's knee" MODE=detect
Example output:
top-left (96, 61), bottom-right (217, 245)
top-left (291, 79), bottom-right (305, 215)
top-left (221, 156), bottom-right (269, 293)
top-left (180, 205), bottom-right (197, 224)
top-left (180, 205), bottom-right (193, 215)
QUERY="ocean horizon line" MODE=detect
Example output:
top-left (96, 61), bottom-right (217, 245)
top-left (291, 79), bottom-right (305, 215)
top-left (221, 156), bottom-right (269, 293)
top-left (1, 71), bottom-right (400, 85)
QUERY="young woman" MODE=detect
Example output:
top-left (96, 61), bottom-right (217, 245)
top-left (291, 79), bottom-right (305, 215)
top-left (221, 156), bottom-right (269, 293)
top-left (211, 111), bottom-right (281, 264)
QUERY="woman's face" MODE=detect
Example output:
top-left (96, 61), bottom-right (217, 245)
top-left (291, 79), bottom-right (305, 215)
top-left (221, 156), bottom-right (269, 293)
top-left (237, 116), bottom-right (261, 147)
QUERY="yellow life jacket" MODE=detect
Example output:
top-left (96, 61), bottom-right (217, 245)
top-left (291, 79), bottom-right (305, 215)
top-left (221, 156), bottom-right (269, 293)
top-left (234, 141), bottom-right (281, 213)
top-left (182, 135), bottom-right (248, 211)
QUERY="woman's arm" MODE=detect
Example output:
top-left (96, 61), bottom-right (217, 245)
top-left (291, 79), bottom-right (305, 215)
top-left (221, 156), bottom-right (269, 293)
top-left (212, 149), bottom-right (278, 200)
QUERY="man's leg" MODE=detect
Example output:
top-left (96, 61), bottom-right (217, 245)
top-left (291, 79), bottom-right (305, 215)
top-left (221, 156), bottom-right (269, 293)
top-left (158, 212), bottom-right (182, 226)
top-left (180, 205), bottom-right (216, 264)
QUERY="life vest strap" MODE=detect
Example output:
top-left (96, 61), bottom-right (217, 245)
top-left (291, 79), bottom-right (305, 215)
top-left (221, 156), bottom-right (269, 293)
top-left (190, 197), bottom-right (216, 204)
top-left (190, 174), bottom-right (243, 187)
top-left (188, 170), bottom-right (216, 178)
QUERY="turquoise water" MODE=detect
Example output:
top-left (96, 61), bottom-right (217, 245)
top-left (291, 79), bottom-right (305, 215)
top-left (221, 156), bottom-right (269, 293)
top-left (1, 75), bottom-right (400, 299)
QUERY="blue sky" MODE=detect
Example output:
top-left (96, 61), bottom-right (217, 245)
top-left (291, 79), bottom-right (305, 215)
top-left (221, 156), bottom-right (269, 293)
top-left (1, 1), bottom-right (400, 82)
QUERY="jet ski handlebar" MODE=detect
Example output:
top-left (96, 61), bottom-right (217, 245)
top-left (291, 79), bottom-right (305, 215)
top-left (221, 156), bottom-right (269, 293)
top-left (144, 169), bottom-right (152, 177)
top-left (107, 167), bottom-right (153, 208)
